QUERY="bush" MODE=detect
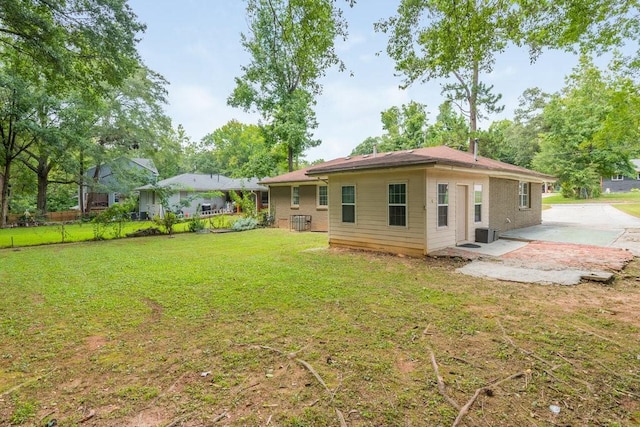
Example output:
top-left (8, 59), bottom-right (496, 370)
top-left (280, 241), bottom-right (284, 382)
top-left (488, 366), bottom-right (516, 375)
top-left (153, 212), bottom-right (180, 235)
top-left (231, 217), bottom-right (258, 231)
top-left (187, 214), bottom-right (206, 232)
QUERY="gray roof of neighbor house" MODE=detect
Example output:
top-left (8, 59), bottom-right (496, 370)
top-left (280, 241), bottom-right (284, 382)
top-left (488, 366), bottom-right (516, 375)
top-left (305, 145), bottom-right (555, 182)
top-left (130, 158), bottom-right (159, 175)
top-left (86, 157), bottom-right (159, 178)
top-left (631, 159), bottom-right (640, 171)
top-left (137, 173), bottom-right (267, 192)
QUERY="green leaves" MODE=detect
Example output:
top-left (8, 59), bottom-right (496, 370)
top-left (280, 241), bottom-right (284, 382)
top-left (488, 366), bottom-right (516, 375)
top-left (229, 0), bottom-right (348, 170)
top-left (532, 56), bottom-right (640, 197)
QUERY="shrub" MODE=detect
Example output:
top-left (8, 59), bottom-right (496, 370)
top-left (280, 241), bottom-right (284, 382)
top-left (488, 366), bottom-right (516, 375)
top-left (153, 212), bottom-right (179, 235)
top-left (231, 217), bottom-right (258, 231)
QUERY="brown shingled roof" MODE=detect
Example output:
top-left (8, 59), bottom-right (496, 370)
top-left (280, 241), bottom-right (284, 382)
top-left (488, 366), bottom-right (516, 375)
top-left (306, 146), bottom-right (554, 181)
top-left (259, 155), bottom-right (359, 185)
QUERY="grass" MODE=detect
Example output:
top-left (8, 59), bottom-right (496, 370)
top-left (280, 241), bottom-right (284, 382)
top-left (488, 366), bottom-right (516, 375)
top-left (0, 215), bottom-right (236, 248)
top-left (544, 191), bottom-right (640, 217)
top-left (0, 229), bottom-right (639, 425)
top-left (543, 191), bottom-right (640, 204)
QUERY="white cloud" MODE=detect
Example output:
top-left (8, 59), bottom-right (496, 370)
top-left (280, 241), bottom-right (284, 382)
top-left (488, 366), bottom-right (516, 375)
top-left (167, 84), bottom-right (259, 141)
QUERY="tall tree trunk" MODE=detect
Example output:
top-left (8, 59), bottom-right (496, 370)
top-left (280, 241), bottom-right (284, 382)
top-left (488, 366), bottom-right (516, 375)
top-left (78, 149), bottom-right (85, 215)
top-left (85, 164), bottom-right (101, 213)
top-left (468, 62), bottom-right (479, 153)
top-left (35, 155), bottom-right (52, 216)
top-left (288, 146), bottom-right (294, 172)
top-left (36, 175), bottom-right (48, 216)
top-left (1, 161), bottom-right (11, 227)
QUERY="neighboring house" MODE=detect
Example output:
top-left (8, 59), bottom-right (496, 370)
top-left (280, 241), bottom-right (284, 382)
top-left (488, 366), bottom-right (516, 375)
top-left (259, 166), bottom-right (331, 232)
top-left (296, 145), bottom-right (553, 257)
top-left (82, 157), bottom-right (159, 212)
top-left (136, 173), bottom-right (268, 219)
top-left (601, 159), bottom-right (640, 193)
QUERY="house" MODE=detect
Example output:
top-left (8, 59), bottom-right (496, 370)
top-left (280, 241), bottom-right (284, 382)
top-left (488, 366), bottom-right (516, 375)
top-left (259, 166), bottom-right (331, 231)
top-left (82, 157), bottom-right (159, 212)
top-left (297, 145), bottom-right (553, 257)
top-left (136, 173), bottom-right (268, 219)
top-left (601, 159), bottom-right (640, 193)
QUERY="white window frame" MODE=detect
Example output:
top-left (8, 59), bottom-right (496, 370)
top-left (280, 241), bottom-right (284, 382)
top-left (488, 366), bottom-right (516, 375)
top-left (519, 181), bottom-right (530, 209)
top-left (474, 184), bottom-right (482, 223)
top-left (341, 185), bottom-right (356, 224)
top-left (612, 174), bottom-right (624, 181)
top-left (291, 186), bottom-right (300, 207)
top-left (388, 182), bottom-right (407, 227)
top-left (437, 183), bottom-right (449, 228)
top-left (317, 185), bottom-right (328, 208)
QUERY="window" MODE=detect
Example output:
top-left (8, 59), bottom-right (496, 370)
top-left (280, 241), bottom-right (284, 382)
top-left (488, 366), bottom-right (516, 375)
top-left (317, 185), bottom-right (328, 207)
top-left (291, 186), bottom-right (300, 206)
top-left (388, 183), bottom-right (407, 226)
top-left (261, 191), bottom-right (269, 206)
top-left (341, 185), bottom-right (355, 223)
top-left (612, 174), bottom-right (624, 181)
top-left (474, 184), bottom-right (482, 222)
top-left (637, 173), bottom-right (640, 181)
top-left (437, 183), bottom-right (448, 227)
top-left (519, 182), bottom-right (530, 208)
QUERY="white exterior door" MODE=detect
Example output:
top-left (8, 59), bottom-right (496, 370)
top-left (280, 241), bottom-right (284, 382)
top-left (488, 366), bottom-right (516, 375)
top-left (456, 185), bottom-right (468, 243)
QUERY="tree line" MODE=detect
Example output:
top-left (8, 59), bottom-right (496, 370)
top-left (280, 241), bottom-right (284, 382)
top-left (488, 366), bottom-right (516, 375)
top-left (2, 0), bottom-right (639, 227)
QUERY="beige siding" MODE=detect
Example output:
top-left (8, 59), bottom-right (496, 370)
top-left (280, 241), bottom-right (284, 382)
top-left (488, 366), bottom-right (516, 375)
top-left (425, 170), bottom-right (490, 253)
top-left (269, 184), bottom-right (328, 231)
top-left (489, 178), bottom-right (542, 232)
top-left (328, 170), bottom-right (426, 257)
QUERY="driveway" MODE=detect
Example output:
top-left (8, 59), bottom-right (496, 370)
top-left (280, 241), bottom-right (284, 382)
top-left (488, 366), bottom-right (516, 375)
top-left (501, 203), bottom-right (640, 251)
top-left (446, 203), bottom-right (640, 285)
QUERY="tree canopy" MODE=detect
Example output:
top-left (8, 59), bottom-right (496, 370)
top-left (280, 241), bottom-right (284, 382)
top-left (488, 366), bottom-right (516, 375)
top-left (228, 0), bottom-right (348, 171)
top-left (0, 0), bottom-right (145, 93)
top-left (376, 0), bottom-right (640, 152)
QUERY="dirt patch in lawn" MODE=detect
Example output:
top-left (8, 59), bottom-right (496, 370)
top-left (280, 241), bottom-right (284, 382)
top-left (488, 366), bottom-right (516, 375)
top-left (501, 240), bottom-right (635, 271)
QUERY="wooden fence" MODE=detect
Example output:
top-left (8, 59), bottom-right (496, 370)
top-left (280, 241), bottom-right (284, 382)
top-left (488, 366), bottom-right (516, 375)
top-left (7, 210), bottom-right (81, 224)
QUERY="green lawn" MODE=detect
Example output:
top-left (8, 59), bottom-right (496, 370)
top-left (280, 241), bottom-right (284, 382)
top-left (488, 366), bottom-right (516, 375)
top-left (0, 215), bottom-right (235, 248)
top-left (544, 192), bottom-right (640, 217)
top-left (0, 229), bottom-right (638, 425)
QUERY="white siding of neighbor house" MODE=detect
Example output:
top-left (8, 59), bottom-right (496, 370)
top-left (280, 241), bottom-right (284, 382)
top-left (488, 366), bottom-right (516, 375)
top-left (425, 169), bottom-right (490, 253)
top-left (327, 169), bottom-right (427, 256)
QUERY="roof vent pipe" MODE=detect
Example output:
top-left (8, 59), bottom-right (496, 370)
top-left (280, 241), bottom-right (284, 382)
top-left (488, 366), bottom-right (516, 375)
top-left (473, 138), bottom-right (479, 162)
top-left (373, 144), bottom-right (377, 157)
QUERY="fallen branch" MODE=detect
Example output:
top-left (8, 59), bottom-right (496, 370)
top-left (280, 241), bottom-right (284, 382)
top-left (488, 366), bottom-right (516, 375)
top-left (335, 408), bottom-right (348, 427)
top-left (1, 369), bottom-right (56, 397)
top-left (212, 411), bottom-right (228, 423)
top-left (452, 372), bottom-right (525, 427)
top-left (296, 358), bottom-right (332, 396)
top-left (497, 319), bottom-right (553, 368)
top-left (79, 409), bottom-right (96, 423)
top-left (574, 326), bottom-right (621, 347)
top-left (259, 345), bottom-right (345, 426)
top-left (429, 349), bottom-right (460, 410)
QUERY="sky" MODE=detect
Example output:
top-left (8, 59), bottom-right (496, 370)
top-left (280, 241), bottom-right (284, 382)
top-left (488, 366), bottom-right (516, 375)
top-left (127, 0), bottom-right (590, 163)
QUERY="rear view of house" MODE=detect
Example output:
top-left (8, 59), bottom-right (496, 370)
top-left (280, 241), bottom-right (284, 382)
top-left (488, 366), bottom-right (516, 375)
top-left (301, 146), bottom-right (552, 256)
top-left (259, 167), bottom-right (330, 232)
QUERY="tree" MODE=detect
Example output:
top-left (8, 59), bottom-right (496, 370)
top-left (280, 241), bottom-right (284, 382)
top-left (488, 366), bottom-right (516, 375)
top-left (532, 56), bottom-right (640, 198)
top-left (0, 56), bottom-right (44, 225)
top-left (0, 0), bottom-right (145, 95)
top-left (228, 0), bottom-right (348, 171)
top-left (423, 101), bottom-right (469, 150)
top-left (376, 0), bottom-right (640, 153)
top-left (198, 120), bottom-right (283, 178)
top-left (350, 101), bottom-right (429, 155)
top-left (376, 0), bottom-right (515, 151)
top-left (81, 65), bottom-right (170, 213)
